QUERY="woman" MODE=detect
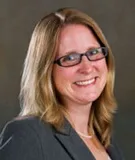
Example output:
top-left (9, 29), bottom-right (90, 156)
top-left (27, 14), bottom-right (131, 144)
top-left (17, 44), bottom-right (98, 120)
top-left (0, 8), bottom-right (124, 160)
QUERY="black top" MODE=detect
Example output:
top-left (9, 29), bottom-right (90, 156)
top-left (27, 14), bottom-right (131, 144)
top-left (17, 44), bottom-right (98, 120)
top-left (0, 116), bottom-right (124, 160)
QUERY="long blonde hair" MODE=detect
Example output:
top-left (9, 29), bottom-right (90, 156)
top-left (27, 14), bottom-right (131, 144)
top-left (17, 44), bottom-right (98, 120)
top-left (20, 8), bottom-right (117, 148)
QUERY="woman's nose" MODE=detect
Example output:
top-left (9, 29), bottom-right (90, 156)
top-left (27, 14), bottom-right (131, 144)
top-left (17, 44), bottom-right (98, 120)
top-left (78, 56), bottom-right (94, 74)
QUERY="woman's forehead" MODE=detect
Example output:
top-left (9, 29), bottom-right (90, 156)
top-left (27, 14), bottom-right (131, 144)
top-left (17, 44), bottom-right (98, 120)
top-left (57, 24), bottom-right (100, 56)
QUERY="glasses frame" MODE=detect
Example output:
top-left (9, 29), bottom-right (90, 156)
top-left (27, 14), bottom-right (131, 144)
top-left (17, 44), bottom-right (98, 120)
top-left (54, 47), bottom-right (108, 67)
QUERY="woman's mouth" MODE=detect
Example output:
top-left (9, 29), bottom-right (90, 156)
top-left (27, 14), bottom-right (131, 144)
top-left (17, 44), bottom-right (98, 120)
top-left (75, 78), bottom-right (96, 86)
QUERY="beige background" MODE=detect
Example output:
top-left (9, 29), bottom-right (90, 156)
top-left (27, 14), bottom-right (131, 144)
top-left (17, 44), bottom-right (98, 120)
top-left (0, 0), bottom-right (135, 159)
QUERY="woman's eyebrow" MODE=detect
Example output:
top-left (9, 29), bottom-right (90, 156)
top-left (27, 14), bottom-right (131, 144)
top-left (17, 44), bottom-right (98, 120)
top-left (55, 50), bottom-right (77, 59)
top-left (59, 50), bottom-right (78, 57)
top-left (86, 46), bottom-right (101, 51)
top-left (58, 45), bottom-right (101, 57)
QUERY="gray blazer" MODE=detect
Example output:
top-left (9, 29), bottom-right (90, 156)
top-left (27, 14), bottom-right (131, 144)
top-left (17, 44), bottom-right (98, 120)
top-left (0, 116), bottom-right (124, 160)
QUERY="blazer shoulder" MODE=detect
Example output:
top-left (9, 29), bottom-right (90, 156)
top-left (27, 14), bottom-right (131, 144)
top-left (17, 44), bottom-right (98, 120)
top-left (0, 116), bottom-right (50, 160)
top-left (1, 116), bottom-right (51, 135)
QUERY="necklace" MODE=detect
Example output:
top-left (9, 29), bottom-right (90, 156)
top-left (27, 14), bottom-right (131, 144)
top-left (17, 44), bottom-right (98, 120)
top-left (76, 130), bottom-right (93, 139)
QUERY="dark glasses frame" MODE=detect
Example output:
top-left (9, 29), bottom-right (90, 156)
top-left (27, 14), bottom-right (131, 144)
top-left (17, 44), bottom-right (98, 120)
top-left (54, 47), bottom-right (108, 67)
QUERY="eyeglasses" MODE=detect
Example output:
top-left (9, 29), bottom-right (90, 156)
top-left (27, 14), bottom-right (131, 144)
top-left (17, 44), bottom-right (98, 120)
top-left (54, 47), bottom-right (108, 67)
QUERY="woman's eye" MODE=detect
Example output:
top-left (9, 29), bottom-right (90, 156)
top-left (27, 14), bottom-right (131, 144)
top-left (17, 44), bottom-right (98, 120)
top-left (89, 49), bottom-right (99, 55)
top-left (63, 54), bottom-right (76, 62)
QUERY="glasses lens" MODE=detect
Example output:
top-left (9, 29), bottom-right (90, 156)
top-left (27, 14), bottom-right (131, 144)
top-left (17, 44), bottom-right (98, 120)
top-left (60, 53), bottom-right (80, 66)
top-left (55, 47), bottom-right (108, 67)
top-left (87, 47), bottom-right (107, 61)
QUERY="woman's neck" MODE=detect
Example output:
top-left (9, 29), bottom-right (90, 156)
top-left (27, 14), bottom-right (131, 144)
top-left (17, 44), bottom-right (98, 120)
top-left (65, 102), bottom-right (92, 134)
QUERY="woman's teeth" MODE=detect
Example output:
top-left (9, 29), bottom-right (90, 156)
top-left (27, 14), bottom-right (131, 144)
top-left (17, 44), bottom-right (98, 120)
top-left (75, 78), bottom-right (95, 86)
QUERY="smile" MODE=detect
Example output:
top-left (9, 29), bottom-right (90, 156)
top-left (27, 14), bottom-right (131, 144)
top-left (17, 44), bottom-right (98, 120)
top-left (75, 78), bottom-right (95, 86)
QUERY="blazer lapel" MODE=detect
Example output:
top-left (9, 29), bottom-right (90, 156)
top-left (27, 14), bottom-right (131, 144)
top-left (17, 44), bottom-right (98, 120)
top-left (107, 145), bottom-right (117, 160)
top-left (106, 141), bottom-right (122, 160)
top-left (54, 119), bottom-right (95, 160)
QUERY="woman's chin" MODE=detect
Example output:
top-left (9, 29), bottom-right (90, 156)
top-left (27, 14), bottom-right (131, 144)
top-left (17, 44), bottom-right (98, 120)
top-left (76, 93), bottom-right (100, 105)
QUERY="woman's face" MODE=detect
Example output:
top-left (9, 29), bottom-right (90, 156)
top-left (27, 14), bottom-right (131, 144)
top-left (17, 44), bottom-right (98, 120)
top-left (53, 24), bottom-right (108, 107)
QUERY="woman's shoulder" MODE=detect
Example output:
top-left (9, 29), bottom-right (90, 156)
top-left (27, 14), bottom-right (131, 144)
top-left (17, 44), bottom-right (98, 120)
top-left (0, 116), bottom-right (52, 160)
top-left (0, 116), bottom-right (52, 141)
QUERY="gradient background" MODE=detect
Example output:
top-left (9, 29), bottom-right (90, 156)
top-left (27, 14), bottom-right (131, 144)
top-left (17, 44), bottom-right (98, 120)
top-left (0, 0), bottom-right (135, 159)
